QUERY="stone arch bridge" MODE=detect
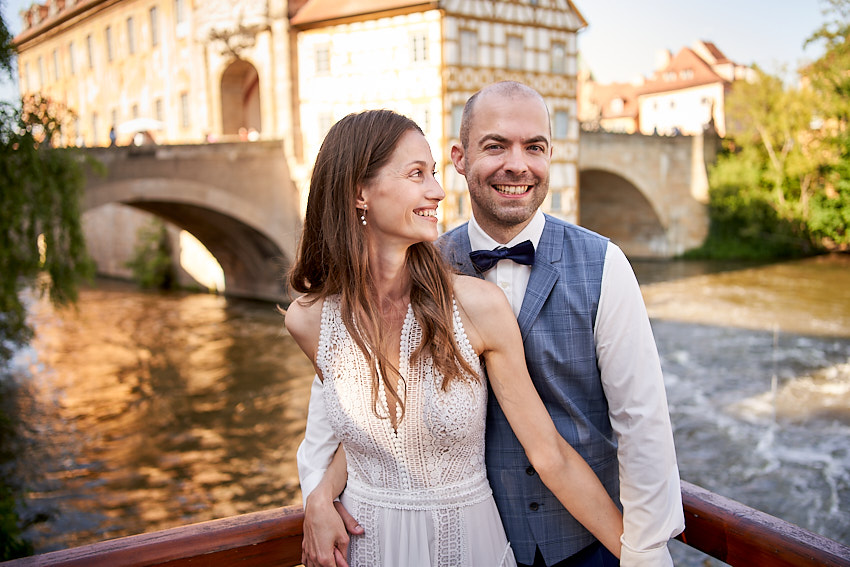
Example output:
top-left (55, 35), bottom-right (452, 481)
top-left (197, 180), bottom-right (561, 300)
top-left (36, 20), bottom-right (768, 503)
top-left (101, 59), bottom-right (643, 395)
top-left (82, 132), bottom-right (715, 302)
top-left (578, 130), bottom-right (716, 258)
top-left (83, 142), bottom-right (301, 302)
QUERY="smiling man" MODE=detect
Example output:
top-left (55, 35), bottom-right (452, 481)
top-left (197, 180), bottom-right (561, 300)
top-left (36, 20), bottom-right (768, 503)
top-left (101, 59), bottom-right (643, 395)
top-left (438, 81), bottom-right (684, 567)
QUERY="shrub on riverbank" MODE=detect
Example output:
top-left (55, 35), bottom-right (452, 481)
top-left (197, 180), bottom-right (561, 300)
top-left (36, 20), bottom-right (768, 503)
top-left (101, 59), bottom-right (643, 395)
top-left (125, 219), bottom-right (177, 290)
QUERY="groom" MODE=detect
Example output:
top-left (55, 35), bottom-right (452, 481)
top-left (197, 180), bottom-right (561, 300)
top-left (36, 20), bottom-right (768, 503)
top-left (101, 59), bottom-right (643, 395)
top-left (297, 81), bottom-right (684, 567)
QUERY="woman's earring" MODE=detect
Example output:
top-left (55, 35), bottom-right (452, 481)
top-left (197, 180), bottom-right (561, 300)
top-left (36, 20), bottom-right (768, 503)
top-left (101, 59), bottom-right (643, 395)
top-left (360, 205), bottom-right (367, 226)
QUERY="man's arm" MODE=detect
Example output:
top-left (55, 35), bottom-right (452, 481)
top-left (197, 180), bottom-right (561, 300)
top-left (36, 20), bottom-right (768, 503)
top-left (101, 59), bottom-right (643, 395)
top-left (297, 374), bottom-right (340, 500)
top-left (297, 375), bottom-right (363, 567)
top-left (595, 242), bottom-right (685, 567)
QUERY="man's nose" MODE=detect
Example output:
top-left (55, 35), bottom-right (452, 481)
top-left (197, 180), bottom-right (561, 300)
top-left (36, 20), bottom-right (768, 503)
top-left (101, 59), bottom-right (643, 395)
top-left (504, 146), bottom-right (529, 173)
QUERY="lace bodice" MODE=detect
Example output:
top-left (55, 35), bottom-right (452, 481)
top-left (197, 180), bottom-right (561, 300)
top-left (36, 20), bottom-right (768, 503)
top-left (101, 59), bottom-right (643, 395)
top-left (317, 295), bottom-right (489, 503)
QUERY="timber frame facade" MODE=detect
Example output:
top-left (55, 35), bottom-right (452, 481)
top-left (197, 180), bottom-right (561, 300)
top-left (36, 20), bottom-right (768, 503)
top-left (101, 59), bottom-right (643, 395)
top-left (14, 0), bottom-right (587, 228)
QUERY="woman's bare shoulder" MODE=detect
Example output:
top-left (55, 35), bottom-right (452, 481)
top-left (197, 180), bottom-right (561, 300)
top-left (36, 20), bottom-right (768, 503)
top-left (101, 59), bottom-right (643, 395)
top-left (451, 275), bottom-right (514, 330)
top-left (283, 294), bottom-right (323, 344)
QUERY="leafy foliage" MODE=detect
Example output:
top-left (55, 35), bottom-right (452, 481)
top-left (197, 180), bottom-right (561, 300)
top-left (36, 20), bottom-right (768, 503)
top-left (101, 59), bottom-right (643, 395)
top-left (125, 218), bottom-right (177, 290)
top-left (692, 0), bottom-right (850, 258)
top-left (0, 94), bottom-right (95, 364)
top-left (0, 0), bottom-right (13, 77)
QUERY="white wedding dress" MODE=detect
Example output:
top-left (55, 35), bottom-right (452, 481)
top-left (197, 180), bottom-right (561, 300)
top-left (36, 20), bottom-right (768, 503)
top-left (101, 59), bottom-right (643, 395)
top-left (316, 295), bottom-right (516, 567)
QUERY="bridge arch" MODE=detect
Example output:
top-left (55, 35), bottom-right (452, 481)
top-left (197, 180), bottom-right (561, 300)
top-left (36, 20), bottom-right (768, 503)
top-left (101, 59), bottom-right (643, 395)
top-left (578, 131), bottom-right (714, 258)
top-left (83, 143), bottom-right (301, 302)
top-left (579, 168), bottom-right (668, 258)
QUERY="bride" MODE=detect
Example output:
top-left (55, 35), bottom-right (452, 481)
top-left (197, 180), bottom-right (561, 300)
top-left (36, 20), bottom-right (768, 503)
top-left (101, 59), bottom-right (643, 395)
top-left (284, 109), bottom-right (623, 567)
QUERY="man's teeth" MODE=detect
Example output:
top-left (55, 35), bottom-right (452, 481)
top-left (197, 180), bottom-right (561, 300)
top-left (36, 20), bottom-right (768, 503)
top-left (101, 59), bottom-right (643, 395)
top-left (415, 209), bottom-right (437, 217)
top-left (494, 184), bottom-right (531, 195)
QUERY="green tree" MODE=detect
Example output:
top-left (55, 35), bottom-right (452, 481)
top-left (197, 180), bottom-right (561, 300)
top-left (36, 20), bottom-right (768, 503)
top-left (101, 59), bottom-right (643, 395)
top-left (0, 1), bottom-right (13, 76)
top-left (693, 0), bottom-right (850, 258)
top-left (1, 94), bottom-right (95, 364)
top-left (804, 0), bottom-right (850, 247)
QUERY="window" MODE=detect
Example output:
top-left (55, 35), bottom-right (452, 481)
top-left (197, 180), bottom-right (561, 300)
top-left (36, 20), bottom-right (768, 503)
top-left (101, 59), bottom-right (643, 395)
top-left (23, 62), bottom-right (30, 92)
top-left (155, 98), bottom-right (163, 122)
top-left (105, 26), bottom-right (114, 62)
top-left (451, 103), bottom-right (464, 138)
top-left (174, 0), bottom-right (185, 25)
top-left (86, 34), bottom-right (94, 69)
top-left (127, 16), bottom-right (136, 55)
top-left (91, 112), bottom-right (99, 145)
top-left (554, 110), bottom-right (569, 139)
top-left (460, 30), bottom-right (477, 66)
top-left (411, 32), bottom-right (428, 63)
top-left (610, 98), bottom-right (624, 114)
top-left (180, 92), bottom-right (190, 128)
top-left (315, 44), bottom-right (330, 74)
top-left (507, 35), bottom-right (523, 70)
top-left (52, 48), bottom-right (60, 81)
top-left (680, 69), bottom-right (693, 80)
top-left (551, 42), bottom-right (566, 74)
top-left (37, 56), bottom-right (45, 88)
top-left (132, 104), bottom-right (139, 119)
top-left (150, 7), bottom-right (159, 47)
top-left (68, 42), bottom-right (76, 75)
top-left (318, 112), bottom-right (334, 140)
top-left (551, 191), bottom-right (562, 212)
top-left (111, 108), bottom-right (118, 130)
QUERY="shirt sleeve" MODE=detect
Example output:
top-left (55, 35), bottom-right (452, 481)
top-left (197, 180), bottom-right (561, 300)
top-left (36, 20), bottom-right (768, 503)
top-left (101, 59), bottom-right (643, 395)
top-left (296, 374), bottom-right (340, 502)
top-left (595, 242), bottom-right (685, 566)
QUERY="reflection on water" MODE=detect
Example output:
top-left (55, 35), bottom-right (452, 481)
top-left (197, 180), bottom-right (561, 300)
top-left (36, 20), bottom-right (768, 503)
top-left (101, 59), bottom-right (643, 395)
top-left (1, 255), bottom-right (849, 561)
top-left (4, 280), bottom-right (314, 552)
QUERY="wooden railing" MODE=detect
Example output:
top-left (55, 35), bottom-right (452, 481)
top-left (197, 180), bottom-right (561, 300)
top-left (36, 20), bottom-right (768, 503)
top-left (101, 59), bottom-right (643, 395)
top-left (3, 481), bottom-right (850, 566)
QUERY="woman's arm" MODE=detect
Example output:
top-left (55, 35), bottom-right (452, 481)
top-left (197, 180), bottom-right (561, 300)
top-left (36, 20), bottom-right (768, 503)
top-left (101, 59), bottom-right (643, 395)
top-left (455, 277), bottom-right (624, 557)
top-left (285, 297), bottom-right (363, 567)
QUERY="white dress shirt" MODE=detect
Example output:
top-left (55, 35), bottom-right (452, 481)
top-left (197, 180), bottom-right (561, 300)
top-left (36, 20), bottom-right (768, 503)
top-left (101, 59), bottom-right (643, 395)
top-left (296, 210), bottom-right (684, 567)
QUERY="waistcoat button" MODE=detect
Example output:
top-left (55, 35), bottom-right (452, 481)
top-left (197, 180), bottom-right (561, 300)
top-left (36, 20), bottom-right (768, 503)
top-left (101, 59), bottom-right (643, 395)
top-left (529, 502), bottom-right (539, 511)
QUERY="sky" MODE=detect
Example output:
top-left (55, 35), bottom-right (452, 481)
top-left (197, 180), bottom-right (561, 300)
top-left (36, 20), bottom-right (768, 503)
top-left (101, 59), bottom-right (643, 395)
top-left (0, 0), bottom-right (831, 103)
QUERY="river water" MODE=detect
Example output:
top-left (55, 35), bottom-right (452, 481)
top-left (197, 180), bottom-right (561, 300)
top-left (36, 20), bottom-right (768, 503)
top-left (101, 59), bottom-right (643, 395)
top-left (2, 254), bottom-right (849, 564)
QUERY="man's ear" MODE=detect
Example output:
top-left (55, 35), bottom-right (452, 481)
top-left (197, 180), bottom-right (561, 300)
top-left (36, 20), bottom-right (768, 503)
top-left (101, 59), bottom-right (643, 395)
top-left (450, 143), bottom-right (466, 175)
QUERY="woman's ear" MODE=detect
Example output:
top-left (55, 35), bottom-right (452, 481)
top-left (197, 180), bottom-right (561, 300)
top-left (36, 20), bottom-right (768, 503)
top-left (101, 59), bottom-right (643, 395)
top-left (355, 185), bottom-right (368, 209)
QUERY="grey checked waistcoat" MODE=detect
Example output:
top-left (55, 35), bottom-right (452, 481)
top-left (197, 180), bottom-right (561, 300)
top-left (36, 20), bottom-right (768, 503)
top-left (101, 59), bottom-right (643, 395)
top-left (438, 215), bottom-right (620, 566)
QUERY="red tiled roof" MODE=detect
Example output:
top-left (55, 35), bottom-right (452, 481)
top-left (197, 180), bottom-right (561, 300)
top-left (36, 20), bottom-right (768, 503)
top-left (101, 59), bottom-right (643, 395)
top-left (291, 0), bottom-right (434, 26)
top-left (699, 40), bottom-right (731, 64)
top-left (638, 47), bottom-right (728, 95)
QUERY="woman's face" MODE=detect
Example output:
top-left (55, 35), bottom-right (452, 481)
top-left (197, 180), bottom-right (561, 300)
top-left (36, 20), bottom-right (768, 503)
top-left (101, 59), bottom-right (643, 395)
top-left (359, 129), bottom-right (445, 247)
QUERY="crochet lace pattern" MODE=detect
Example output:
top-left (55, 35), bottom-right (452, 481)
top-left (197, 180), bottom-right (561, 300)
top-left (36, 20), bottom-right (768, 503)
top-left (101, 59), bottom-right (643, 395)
top-left (317, 295), bottom-right (492, 566)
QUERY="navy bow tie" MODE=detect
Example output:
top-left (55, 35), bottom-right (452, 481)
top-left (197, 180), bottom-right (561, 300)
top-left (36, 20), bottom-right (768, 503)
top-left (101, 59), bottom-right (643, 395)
top-left (469, 240), bottom-right (535, 273)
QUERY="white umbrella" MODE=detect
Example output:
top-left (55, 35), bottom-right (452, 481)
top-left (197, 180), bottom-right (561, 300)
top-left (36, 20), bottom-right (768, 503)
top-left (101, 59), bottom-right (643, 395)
top-left (116, 118), bottom-right (165, 135)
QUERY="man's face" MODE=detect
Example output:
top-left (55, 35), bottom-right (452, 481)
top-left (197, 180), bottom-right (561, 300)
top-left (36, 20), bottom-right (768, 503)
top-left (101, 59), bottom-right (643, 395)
top-left (451, 91), bottom-right (552, 242)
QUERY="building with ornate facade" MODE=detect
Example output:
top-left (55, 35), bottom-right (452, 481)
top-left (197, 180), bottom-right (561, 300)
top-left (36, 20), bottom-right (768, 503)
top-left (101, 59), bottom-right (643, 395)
top-left (14, 0), bottom-right (587, 229)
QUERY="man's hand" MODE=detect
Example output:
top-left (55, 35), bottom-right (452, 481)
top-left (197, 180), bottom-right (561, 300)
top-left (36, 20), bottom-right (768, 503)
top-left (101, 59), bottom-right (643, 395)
top-left (301, 497), bottom-right (364, 567)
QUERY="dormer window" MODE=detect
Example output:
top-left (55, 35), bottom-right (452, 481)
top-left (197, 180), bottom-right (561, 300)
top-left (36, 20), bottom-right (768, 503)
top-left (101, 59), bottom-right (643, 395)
top-left (610, 98), bottom-right (624, 114)
top-left (680, 69), bottom-right (693, 80)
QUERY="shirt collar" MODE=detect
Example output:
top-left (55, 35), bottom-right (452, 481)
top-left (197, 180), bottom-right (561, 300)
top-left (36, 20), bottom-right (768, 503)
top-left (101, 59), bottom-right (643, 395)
top-left (468, 209), bottom-right (545, 252)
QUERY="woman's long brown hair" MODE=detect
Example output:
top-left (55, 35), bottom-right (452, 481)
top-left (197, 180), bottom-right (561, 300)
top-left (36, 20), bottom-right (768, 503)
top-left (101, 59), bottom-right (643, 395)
top-left (289, 109), bottom-right (478, 422)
